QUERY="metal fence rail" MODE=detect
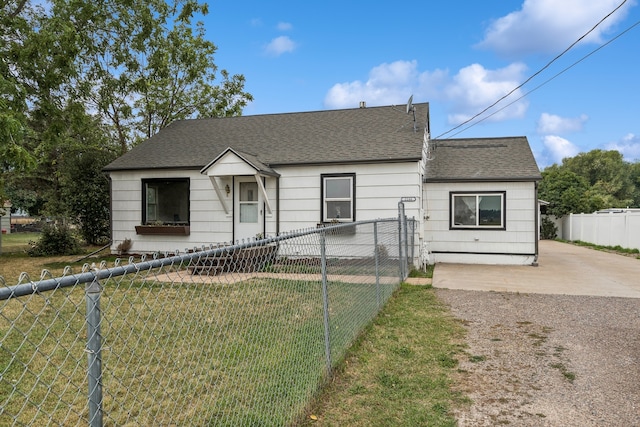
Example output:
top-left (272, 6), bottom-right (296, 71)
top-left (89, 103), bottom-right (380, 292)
top-left (0, 217), bottom-right (416, 426)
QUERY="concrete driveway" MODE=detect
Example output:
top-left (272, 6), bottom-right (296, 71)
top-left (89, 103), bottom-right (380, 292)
top-left (432, 240), bottom-right (640, 298)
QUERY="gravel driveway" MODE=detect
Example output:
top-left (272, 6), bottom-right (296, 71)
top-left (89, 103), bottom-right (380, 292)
top-left (437, 290), bottom-right (640, 426)
top-left (431, 242), bottom-right (640, 426)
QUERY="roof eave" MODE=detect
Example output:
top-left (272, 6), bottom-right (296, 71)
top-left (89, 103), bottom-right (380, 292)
top-left (270, 157), bottom-right (423, 168)
top-left (424, 176), bottom-right (542, 183)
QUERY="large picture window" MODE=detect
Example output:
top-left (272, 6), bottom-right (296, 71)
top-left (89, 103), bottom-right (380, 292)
top-left (142, 178), bottom-right (190, 225)
top-left (450, 192), bottom-right (505, 229)
top-left (321, 173), bottom-right (355, 222)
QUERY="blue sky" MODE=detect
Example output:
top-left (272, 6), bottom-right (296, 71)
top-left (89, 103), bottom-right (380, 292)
top-left (204, 0), bottom-right (639, 168)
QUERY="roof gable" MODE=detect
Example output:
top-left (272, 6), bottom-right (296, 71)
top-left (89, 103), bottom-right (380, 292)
top-left (104, 103), bottom-right (429, 172)
top-left (201, 148), bottom-right (279, 177)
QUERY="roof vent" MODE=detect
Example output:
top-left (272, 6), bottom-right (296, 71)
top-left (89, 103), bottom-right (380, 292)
top-left (359, 101), bottom-right (366, 108)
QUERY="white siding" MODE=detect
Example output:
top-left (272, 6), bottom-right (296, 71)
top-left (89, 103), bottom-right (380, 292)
top-left (110, 170), bottom-right (232, 254)
top-left (277, 163), bottom-right (422, 232)
top-left (109, 161), bottom-right (423, 254)
top-left (424, 181), bottom-right (537, 265)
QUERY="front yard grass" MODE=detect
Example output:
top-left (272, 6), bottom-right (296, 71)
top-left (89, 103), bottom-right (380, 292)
top-left (303, 283), bottom-right (468, 426)
top-left (0, 272), bottom-right (408, 426)
top-left (1, 248), bottom-right (466, 425)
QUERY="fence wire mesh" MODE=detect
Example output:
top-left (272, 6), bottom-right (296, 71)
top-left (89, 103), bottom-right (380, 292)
top-left (0, 218), bottom-right (415, 426)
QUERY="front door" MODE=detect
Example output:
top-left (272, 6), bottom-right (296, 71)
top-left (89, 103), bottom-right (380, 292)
top-left (234, 177), bottom-right (263, 241)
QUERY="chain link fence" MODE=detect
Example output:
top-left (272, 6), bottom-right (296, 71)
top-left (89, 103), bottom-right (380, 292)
top-left (0, 216), bottom-right (416, 426)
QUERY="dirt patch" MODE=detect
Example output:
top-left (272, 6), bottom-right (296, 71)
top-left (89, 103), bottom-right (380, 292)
top-left (436, 289), bottom-right (640, 426)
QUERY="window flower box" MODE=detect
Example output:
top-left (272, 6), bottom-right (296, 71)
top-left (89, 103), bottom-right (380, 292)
top-left (135, 225), bottom-right (190, 236)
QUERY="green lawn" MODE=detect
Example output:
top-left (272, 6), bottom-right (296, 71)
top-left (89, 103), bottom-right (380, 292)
top-left (1, 256), bottom-right (465, 426)
top-left (0, 232), bottom-right (39, 252)
top-left (0, 274), bottom-right (404, 426)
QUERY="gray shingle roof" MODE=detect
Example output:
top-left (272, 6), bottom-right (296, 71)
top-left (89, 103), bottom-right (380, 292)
top-left (424, 137), bottom-right (541, 182)
top-left (104, 103), bottom-right (429, 171)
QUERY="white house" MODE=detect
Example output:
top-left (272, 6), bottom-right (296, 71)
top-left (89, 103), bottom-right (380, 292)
top-left (103, 102), bottom-right (542, 265)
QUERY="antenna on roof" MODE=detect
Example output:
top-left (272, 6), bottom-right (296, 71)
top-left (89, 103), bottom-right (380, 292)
top-left (406, 94), bottom-right (417, 132)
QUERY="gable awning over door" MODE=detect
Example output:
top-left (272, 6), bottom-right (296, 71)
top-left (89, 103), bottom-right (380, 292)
top-left (200, 147), bottom-right (279, 215)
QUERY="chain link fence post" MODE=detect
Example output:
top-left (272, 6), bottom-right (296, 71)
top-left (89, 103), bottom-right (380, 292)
top-left (320, 231), bottom-right (332, 377)
top-left (398, 202), bottom-right (406, 281)
top-left (374, 222), bottom-right (381, 308)
top-left (85, 276), bottom-right (103, 427)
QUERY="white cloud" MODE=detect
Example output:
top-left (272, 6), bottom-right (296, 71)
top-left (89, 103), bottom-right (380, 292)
top-left (543, 135), bottom-right (580, 163)
top-left (443, 63), bottom-right (529, 124)
top-left (324, 60), bottom-right (426, 109)
top-left (264, 36), bottom-right (297, 56)
top-left (324, 60), bottom-right (528, 123)
top-left (277, 22), bottom-right (292, 31)
top-left (606, 133), bottom-right (640, 161)
top-left (537, 113), bottom-right (588, 134)
top-left (477, 0), bottom-right (634, 57)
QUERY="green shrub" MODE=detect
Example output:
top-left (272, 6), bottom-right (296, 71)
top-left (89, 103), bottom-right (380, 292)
top-left (28, 224), bottom-right (82, 257)
top-left (540, 216), bottom-right (558, 240)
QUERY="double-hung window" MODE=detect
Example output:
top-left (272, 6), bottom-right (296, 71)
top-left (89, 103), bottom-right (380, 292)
top-left (142, 178), bottom-right (190, 225)
top-left (450, 192), bottom-right (505, 229)
top-left (321, 173), bottom-right (355, 222)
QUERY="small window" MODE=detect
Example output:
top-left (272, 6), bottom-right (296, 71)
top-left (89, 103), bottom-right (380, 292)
top-left (142, 179), bottom-right (190, 225)
top-left (451, 192), bottom-right (505, 229)
top-left (321, 174), bottom-right (355, 222)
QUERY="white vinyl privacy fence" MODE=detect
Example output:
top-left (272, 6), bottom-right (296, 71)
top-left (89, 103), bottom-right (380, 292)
top-left (0, 216), bottom-right (417, 426)
top-left (560, 211), bottom-right (640, 250)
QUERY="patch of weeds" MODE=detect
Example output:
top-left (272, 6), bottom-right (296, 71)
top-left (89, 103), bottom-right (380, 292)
top-left (376, 372), bottom-right (401, 388)
top-left (438, 353), bottom-right (459, 368)
top-left (408, 264), bottom-right (435, 278)
top-left (392, 345), bottom-right (413, 358)
top-left (569, 240), bottom-right (640, 256)
top-left (550, 363), bottom-right (576, 382)
top-left (527, 333), bottom-right (548, 347)
top-left (554, 346), bottom-right (567, 356)
top-left (516, 321), bottom-right (532, 326)
top-left (469, 355), bottom-right (486, 363)
top-left (348, 384), bottom-right (367, 395)
top-left (490, 337), bottom-right (502, 342)
top-left (536, 413), bottom-right (547, 418)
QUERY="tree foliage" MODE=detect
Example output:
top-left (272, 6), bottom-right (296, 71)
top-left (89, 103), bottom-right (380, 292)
top-left (539, 149), bottom-right (639, 217)
top-left (1, 0), bottom-right (252, 242)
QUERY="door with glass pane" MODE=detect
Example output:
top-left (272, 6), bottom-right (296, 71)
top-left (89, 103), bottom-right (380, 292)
top-left (234, 178), bottom-right (262, 241)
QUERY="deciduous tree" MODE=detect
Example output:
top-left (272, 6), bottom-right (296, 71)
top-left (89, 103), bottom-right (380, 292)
top-left (2, 0), bottom-right (253, 244)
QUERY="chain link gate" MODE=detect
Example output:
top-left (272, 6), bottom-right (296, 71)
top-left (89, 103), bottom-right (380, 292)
top-left (0, 216), bottom-right (416, 426)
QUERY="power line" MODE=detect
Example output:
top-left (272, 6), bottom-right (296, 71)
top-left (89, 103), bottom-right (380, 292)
top-left (434, 0), bottom-right (630, 140)
top-left (447, 17), bottom-right (640, 138)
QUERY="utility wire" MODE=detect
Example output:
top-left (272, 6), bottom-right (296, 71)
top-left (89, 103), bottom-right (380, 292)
top-left (433, 0), bottom-right (630, 139)
top-left (447, 17), bottom-right (640, 138)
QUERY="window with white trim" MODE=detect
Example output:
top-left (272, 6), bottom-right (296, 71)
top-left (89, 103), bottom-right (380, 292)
top-left (450, 192), bottom-right (505, 229)
top-left (142, 178), bottom-right (190, 225)
top-left (321, 173), bottom-right (355, 222)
